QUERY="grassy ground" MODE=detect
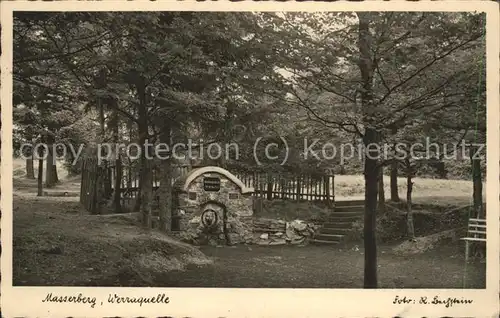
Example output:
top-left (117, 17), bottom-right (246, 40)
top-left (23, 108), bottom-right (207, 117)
top-left (13, 178), bottom-right (212, 286)
top-left (13, 157), bottom-right (69, 182)
top-left (128, 244), bottom-right (485, 288)
top-left (12, 159), bottom-right (486, 288)
top-left (254, 200), bottom-right (332, 221)
top-left (335, 174), bottom-right (485, 206)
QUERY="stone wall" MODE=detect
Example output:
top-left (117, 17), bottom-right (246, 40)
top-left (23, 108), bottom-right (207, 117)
top-left (186, 172), bottom-right (253, 215)
top-left (172, 169), bottom-right (322, 247)
top-left (175, 172), bottom-right (253, 245)
top-left (252, 218), bottom-right (320, 245)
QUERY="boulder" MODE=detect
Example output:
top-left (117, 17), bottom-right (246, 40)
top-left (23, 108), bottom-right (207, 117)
top-left (269, 239), bottom-right (287, 246)
top-left (392, 229), bottom-right (459, 255)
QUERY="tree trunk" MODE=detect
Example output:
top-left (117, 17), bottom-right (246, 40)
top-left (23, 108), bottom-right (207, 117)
top-left (159, 125), bottom-right (173, 233)
top-left (128, 104), bottom-right (141, 212)
top-left (267, 176), bottom-right (273, 200)
top-left (339, 164), bottom-right (346, 175)
top-left (390, 159), bottom-right (400, 202)
top-left (357, 12), bottom-right (378, 289)
top-left (325, 175), bottom-right (333, 208)
top-left (390, 127), bottom-right (400, 202)
top-left (102, 162), bottom-right (112, 199)
top-left (280, 177), bottom-right (286, 199)
top-left (134, 182), bottom-right (142, 212)
top-left (113, 158), bottom-right (122, 212)
top-left (45, 134), bottom-right (58, 188)
top-left (436, 160), bottom-right (447, 179)
top-left (25, 134), bottom-right (35, 179)
top-left (111, 103), bottom-right (122, 213)
top-left (37, 146), bottom-right (44, 196)
top-left (405, 158), bottom-right (416, 240)
top-left (98, 96), bottom-right (113, 199)
top-left (139, 150), bottom-right (152, 228)
top-left (295, 175), bottom-right (301, 201)
top-left (52, 159), bottom-right (59, 183)
top-left (378, 166), bottom-right (385, 214)
top-left (99, 97), bottom-right (105, 138)
top-left (363, 128), bottom-right (379, 289)
top-left (26, 156), bottom-right (35, 179)
top-left (217, 116), bottom-right (232, 169)
top-left (137, 79), bottom-right (152, 228)
top-left (470, 144), bottom-right (483, 218)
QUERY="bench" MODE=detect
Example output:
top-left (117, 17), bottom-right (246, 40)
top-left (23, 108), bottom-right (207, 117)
top-left (460, 218), bottom-right (486, 263)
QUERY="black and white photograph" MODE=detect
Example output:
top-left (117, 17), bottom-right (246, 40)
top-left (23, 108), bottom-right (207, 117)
top-left (1, 1), bottom-right (499, 317)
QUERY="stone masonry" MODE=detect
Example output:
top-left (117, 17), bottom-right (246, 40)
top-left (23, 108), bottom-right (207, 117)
top-left (173, 167), bottom-right (254, 245)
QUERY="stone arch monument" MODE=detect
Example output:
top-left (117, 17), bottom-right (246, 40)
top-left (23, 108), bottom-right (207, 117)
top-left (172, 166), bottom-right (254, 245)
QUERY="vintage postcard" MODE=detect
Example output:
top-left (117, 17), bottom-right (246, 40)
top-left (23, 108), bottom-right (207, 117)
top-left (1, 0), bottom-right (499, 317)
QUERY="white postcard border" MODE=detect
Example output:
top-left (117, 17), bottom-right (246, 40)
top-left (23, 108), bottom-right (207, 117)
top-left (1, 1), bottom-right (498, 317)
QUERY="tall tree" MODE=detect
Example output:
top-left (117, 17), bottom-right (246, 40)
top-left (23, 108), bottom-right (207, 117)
top-left (250, 11), bottom-right (485, 287)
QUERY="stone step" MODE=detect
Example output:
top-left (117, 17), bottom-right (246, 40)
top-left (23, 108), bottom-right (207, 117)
top-left (334, 205), bottom-right (364, 213)
top-left (322, 221), bottom-right (355, 228)
top-left (335, 200), bottom-right (365, 207)
top-left (320, 227), bottom-right (351, 235)
top-left (328, 215), bottom-right (362, 223)
top-left (315, 233), bottom-right (344, 242)
top-left (310, 239), bottom-right (340, 245)
top-left (330, 211), bottom-right (363, 218)
top-left (253, 228), bottom-right (285, 233)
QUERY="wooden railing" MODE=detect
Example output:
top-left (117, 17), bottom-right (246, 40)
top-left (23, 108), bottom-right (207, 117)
top-left (234, 172), bottom-right (334, 202)
top-left (81, 159), bottom-right (335, 213)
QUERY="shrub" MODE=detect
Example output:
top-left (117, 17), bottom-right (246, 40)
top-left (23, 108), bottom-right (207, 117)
top-left (255, 199), bottom-right (332, 222)
top-left (345, 203), bottom-right (471, 243)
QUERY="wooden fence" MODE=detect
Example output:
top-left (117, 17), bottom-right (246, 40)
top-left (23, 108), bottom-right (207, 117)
top-left (81, 158), bottom-right (335, 213)
top-left (233, 172), bottom-right (334, 203)
top-left (109, 163), bottom-right (190, 208)
top-left (80, 158), bottom-right (103, 214)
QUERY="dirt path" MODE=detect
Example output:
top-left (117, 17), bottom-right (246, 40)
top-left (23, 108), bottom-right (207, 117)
top-left (150, 244), bottom-right (485, 289)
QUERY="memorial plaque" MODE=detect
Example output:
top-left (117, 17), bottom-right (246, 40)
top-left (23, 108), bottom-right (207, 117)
top-left (228, 193), bottom-right (239, 200)
top-left (203, 177), bottom-right (221, 192)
